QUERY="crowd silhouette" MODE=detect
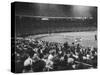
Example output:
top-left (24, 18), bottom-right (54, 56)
top-left (12, 37), bottom-right (97, 73)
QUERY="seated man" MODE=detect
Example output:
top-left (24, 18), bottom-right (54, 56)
top-left (23, 56), bottom-right (33, 72)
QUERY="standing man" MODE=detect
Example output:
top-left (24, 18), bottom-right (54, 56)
top-left (95, 34), bottom-right (97, 41)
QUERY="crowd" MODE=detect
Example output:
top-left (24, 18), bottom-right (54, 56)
top-left (12, 37), bottom-right (97, 73)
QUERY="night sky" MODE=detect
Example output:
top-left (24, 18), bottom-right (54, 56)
top-left (15, 2), bottom-right (97, 18)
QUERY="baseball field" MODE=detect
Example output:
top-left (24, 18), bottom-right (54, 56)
top-left (28, 31), bottom-right (97, 48)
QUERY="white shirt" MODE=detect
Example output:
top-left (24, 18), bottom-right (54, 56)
top-left (24, 57), bottom-right (32, 66)
top-left (48, 54), bottom-right (53, 60)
